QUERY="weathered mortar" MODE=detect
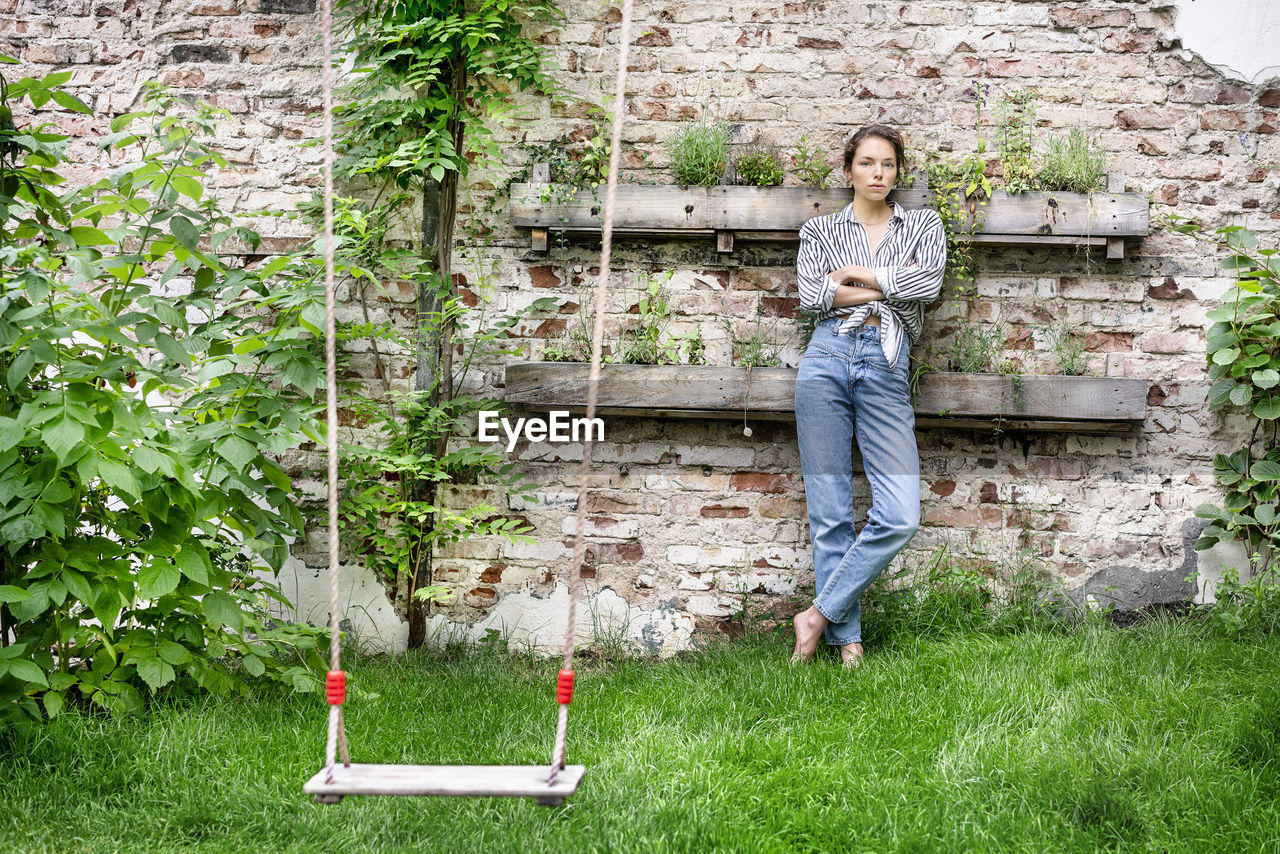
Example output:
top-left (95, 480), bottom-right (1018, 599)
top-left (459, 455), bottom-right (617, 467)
top-left (7, 0), bottom-right (1279, 652)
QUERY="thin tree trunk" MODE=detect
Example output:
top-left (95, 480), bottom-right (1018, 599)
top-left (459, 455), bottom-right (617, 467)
top-left (406, 58), bottom-right (466, 649)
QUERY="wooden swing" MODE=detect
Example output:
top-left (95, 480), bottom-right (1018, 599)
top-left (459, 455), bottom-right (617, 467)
top-left (301, 0), bottom-right (636, 806)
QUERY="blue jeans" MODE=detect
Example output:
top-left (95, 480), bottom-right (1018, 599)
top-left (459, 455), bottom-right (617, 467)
top-left (794, 317), bottom-right (921, 645)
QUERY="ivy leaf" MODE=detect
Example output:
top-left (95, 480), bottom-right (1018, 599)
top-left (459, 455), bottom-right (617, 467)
top-left (1253, 369), bottom-right (1280, 390)
top-left (1229, 384), bottom-right (1253, 407)
top-left (1254, 396), bottom-right (1280, 420)
top-left (138, 560), bottom-right (180, 599)
top-left (1250, 460), bottom-right (1280, 481)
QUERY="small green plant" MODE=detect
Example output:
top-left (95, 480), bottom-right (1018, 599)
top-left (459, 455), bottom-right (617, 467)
top-left (1167, 215), bottom-right (1280, 587)
top-left (1040, 318), bottom-right (1090, 375)
top-left (734, 145), bottom-right (784, 187)
top-left (928, 157), bottom-right (987, 299)
top-left (668, 120), bottom-right (730, 186)
top-left (996, 88), bottom-right (1038, 194)
top-left (541, 285), bottom-right (609, 363)
top-left (613, 271), bottom-right (704, 365)
top-left (723, 313), bottom-right (788, 368)
top-left (948, 319), bottom-right (1006, 372)
top-left (792, 133), bottom-right (834, 189)
top-left (1038, 127), bottom-right (1107, 193)
top-left (1203, 563), bottom-right (1280, 636)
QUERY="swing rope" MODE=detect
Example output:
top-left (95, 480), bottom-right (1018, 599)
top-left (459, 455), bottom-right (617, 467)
top-left (320, 0), bottom-right (350, 784)
top-left (549, 0), bottom-right (635, 786)
top-left (317, 0), bottom-right (635, 789)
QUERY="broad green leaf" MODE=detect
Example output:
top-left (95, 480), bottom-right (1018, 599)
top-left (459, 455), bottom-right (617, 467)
top-left (0, 416), bottom-right (25, 453)
top-left (151, 301), bottom-right (186, 329)
top-left (1194, 503), bottom-right (1230, 521)
top-left (42, 417), bottom-right (84, 463)
top-left (138, 560), bottom-right (180, 599)
top-left (0, 585), bottom-right (31, 603)
top-left (1255, 504), bottom-right (1277, 525)
top-left (175, 541), bottom-right (210, 585)
top-left (215, 435), bottom-right (257, 473)
top-left (1213, 347), bottom-right (1240, 366)
top-left (98, 458), bottom-right (140, 501)
top-left (1208, 380), bottom-right (1236, 409)
top-left (1254, 396), bottom-right (1280, 420)
top-left (68, 226), bottom-right (114, 246)
top-left (50, 90), bottom-right (91, 114)
top-left (6, 657), bottom-right (48, 687)
top-left (1250, 460), bottom-right (1280, 480)
top-left (241, 654), bottom-right (265, 677)
top-left (7, 349), bottom-right (36, 389)
top-left (157, 641), bottom-right (191, 665)
top-left (1230, 384), bottom-right (1253, 407)
top-left (1253, 369), bottom-right (1280, 389)
top-left (202, 591), bottom-right (244, 631)
top-left (132, 444), bottom-right (162, 474)
top-left (171, 175), bottom-right (203, 201)
top-left (153, 332), bottom-right (192, 366)
top-left (169, 215), bottom-right (199, 251)
top-left (42, 691), bottom-right (64, 719)
top-left (136, 653), bottom-right (176, 691)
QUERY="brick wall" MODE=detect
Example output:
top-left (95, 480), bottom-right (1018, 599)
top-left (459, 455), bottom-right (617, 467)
top-left (7, 0), bottom-right (1279, 648)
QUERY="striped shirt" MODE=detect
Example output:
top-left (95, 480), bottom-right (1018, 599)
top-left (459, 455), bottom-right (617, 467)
top-left (796, 200), bottom-right (947, 369)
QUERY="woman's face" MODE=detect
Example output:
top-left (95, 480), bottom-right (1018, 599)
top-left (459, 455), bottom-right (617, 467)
top-left (843, 136), bottom-right (898, 201)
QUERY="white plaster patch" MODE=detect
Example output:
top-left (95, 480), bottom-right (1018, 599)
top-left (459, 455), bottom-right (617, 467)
top-left (423, 582), bottom-right (696, 657)
top-left (1173, 0), bottom-right (1280, 84)
top-left (267, 556), bottom-right (409, 654)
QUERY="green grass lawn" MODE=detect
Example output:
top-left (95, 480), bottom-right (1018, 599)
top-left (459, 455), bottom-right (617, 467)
top-left (2, 619), bottom-right (1278, 853)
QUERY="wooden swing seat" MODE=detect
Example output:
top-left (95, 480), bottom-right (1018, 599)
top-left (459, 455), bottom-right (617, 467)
top-left (303, 763), bottom-right (586, 805)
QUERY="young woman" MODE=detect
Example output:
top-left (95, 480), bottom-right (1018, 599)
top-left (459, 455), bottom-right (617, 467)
top-left (790, 125), bottom-right (946, 667)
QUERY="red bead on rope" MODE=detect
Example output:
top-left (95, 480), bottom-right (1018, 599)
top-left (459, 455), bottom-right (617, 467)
top-left (556, 669), bottom-right (575, 705)
top-left (325, 670), bottom-right (346, 705)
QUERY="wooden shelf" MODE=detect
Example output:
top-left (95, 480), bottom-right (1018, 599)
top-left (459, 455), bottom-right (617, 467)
top-left (504, 361), bottom-right (1148, 433)
top-left (509, 171), bottom-right (1147, 260)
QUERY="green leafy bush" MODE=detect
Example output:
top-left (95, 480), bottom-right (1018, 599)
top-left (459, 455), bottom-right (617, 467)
top-left (1037, 128), bottom-right (1106, 193)
top-left (734, 145), bottom-right (784, 187)
top-left (1169, 216), bottom-right (1280, 618)
top-left (668, 120), bottom-right (729, 186)
top-left (0, 67), bottom-right (328, 728)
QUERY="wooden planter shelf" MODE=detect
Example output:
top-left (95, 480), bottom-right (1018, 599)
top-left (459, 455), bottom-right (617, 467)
top-left (504, 361), bottom-right (1148, 434)
top-left (509, 171), bottom-right (1147, 260)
